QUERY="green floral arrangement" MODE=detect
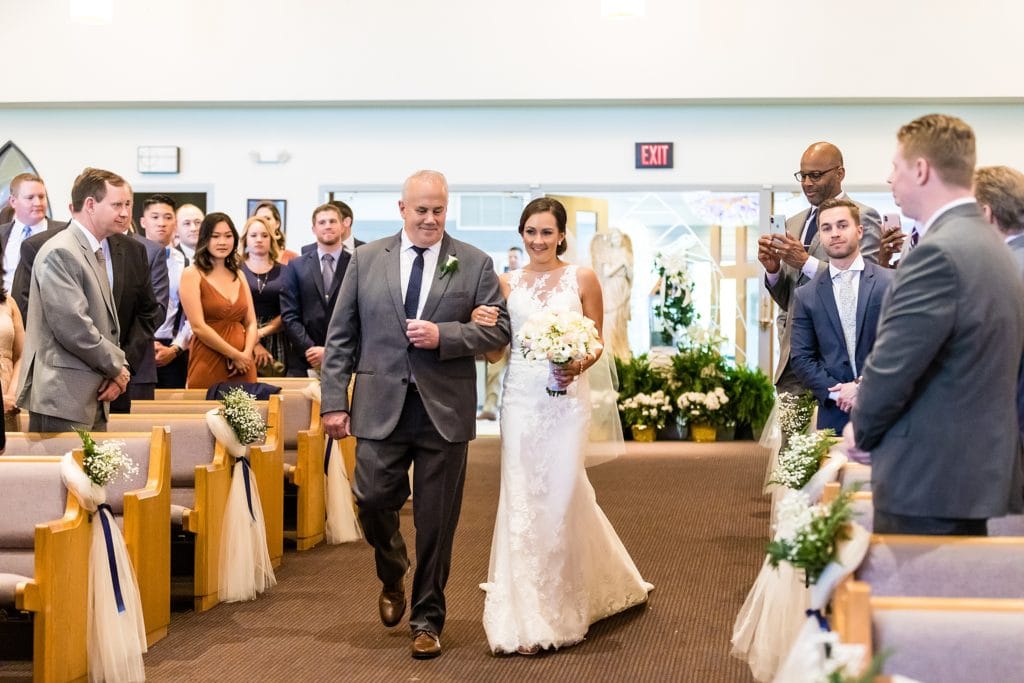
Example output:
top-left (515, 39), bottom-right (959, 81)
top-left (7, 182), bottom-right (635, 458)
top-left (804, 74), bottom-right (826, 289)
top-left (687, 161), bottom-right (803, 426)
top-left (767, 489), bottom-right (854, 585)
top-left (618, 390), bottom-right (673, 430)
top-left (77, 430), bottom-right (138, 487)
top-left (219, 387), bottom-right (267, 445)
top-left (768, 429), bottom-right (838, 490)
top-left (653, 252), bottom-right (696, 344)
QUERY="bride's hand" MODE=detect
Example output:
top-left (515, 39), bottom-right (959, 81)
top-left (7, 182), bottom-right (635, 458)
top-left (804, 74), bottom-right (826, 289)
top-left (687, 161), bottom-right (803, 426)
top-left (471, 305), bottom-right (499, 327)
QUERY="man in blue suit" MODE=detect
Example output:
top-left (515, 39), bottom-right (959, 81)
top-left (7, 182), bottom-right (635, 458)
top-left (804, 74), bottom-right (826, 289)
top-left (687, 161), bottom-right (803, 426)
top-left (788, 198), bottom-right (894, 432)
top-left (281, 203), bottom-right (351, 376)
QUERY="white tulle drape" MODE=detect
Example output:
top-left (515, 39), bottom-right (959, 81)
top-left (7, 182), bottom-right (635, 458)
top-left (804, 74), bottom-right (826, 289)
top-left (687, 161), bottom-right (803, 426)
top-left (324, 438), bottom-right (362, 544)
top-left (60, 453), bottom-right (147, 683)
top-left (732, 446), bottom-right (850, 682)
top-left (206, 410), bottom-right (276, 602)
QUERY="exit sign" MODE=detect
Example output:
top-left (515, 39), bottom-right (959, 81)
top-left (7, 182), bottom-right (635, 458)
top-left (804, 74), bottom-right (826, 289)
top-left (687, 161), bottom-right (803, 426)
top-left (635, 142), bottom-right (673, 169)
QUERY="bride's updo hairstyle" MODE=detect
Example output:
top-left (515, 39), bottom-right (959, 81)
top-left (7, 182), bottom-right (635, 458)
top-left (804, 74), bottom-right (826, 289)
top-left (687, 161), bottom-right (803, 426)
top-left (518, 197), bottom-right (569, 256)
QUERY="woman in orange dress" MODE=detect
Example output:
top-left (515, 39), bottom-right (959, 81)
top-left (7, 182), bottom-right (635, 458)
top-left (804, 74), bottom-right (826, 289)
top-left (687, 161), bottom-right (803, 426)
top-left (253, 200), bottom-right (299, 265)
top-left (180, 212), bottom-right (258, 388)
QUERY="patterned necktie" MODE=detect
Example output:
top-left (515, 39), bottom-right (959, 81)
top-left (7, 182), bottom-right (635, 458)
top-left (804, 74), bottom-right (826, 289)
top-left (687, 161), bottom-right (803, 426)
top-left (95, 246), bottom-right (114, 300)
top-left (20, 224), bottom-right (32, 240)
top-left (321, 253), bottom-right (335, 297)
top-left (909, 226), bottom-right (920, 251)
top-left (404, 246), bottom-right (428, 320)
top-left (803, 208), bottom-right (819, 248)
top-left (834, 270), bottom-right (858, 375)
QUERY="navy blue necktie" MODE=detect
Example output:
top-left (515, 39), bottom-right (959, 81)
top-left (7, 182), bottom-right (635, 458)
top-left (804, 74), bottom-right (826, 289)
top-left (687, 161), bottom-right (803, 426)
top-left (404, 246), bottom-right (428, 320)
top-left (803, 208), bottom-right (818, 248)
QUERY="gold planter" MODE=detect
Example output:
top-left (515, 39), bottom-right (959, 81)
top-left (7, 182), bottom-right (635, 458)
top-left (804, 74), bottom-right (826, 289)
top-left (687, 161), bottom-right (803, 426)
top-left (689, 422), bottom-right (717, 443)
top-left (631, 425), bottom-right (656, 442)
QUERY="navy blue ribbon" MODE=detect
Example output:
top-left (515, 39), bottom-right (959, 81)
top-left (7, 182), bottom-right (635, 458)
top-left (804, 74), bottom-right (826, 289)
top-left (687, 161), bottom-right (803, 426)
top-left (323, 438), bottom-right (333, 475)
top-left (239, 456), bottom-right (256, 521)
top-left (97, 503), bottom-right (126, 614)
top-left (805, 608), bottom-right (830, 632)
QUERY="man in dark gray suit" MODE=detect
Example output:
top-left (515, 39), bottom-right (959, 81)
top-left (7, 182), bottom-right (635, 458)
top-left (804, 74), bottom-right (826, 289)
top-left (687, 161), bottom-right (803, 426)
top-left (789, 198), bottom-right (893, 432)
top-left (321, 170), bottom-right (509, 659)
top-left (1, 173), bottom-right (67, 305)
top-left (853, 114), bottom-right (1024, 535)
top-left (758, 142), bottom-right (882, 393)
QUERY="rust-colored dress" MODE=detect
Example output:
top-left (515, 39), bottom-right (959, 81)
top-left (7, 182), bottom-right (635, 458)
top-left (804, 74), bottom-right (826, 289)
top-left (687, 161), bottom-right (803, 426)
top-left (186, 276), bottom-right (257, 388)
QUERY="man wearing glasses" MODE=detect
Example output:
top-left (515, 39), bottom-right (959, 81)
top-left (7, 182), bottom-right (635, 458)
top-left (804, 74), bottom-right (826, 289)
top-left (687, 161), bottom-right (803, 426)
top-left (757, 142), bottom-right (882, 394)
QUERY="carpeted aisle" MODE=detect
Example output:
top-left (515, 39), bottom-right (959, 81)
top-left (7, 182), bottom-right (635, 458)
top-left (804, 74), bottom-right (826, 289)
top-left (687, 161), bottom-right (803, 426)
top-left (137, 438), bottom-right (768, 682)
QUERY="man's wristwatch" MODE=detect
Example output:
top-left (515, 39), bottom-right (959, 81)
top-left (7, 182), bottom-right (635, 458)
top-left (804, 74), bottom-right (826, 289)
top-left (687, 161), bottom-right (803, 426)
top-left (170, 344), bottom-right (181, 357)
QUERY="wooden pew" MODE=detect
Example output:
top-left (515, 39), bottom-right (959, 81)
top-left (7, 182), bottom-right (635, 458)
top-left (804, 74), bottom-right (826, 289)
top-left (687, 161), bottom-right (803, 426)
top-left (3, 429), bottom-right (171, 646)
top-left (1, 456), bottom-right (89, 683)
top-left (832, 580), bottom-right (1024, 682)
top-left (128, 396), bottom-right (285, 565)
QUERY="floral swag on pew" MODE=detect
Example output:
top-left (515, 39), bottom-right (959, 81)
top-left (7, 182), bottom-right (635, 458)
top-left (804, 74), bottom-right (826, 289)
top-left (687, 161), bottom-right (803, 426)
top-left (206, 387), bottom-right (277, 602)
top-left (60, 432), bottom-right (146, 683)
top-left (302, 381), bottom-right (362, 545)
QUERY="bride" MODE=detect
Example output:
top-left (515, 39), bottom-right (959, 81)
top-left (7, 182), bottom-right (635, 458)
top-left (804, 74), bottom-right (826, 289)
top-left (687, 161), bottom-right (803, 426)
top-left (474, 197), bottom-right (652, 656)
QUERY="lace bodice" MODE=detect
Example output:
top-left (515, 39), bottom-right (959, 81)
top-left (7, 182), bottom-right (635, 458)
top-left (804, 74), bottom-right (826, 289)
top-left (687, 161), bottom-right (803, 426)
top-left (507, 265), bottom-right (582, 356)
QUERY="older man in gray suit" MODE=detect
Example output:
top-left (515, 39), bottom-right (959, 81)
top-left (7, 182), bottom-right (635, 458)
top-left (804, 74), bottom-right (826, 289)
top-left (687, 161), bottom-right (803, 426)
top-left (17, 168), bottom-right (131, 432)
top-left (854, 115), bottom-right (1024, 535)
top-left (758, 142), bottom-right (882, 393)
top-left (321, 170), bottom-right (509, 659)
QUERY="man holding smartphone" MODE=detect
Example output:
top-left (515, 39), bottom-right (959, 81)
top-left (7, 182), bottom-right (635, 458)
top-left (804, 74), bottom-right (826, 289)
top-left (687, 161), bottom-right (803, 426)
top-left (757, 142), bottom-right (882, 394)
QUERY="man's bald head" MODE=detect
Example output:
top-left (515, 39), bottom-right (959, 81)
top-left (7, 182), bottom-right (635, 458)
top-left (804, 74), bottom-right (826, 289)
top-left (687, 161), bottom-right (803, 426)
top-left (798, 142), bottom-right (846, 207)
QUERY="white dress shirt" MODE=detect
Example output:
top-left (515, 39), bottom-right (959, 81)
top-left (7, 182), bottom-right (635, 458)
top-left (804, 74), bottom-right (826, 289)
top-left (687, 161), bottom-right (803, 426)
top-left (341, 235), bottom-right (356, 255)
top-left (70, 220), bottom-right (113, 290)
top-left (399, 231), bottom-right (441, 320)
top-left (3, 218), bottom-right (48, 293)
top-left (827, 254), bottom-right (865, 400)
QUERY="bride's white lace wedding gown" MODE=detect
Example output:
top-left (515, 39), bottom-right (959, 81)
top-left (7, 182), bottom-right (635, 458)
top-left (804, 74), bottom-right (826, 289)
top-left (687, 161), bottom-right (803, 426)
top-left (481, 265), bottom-right (653, 654)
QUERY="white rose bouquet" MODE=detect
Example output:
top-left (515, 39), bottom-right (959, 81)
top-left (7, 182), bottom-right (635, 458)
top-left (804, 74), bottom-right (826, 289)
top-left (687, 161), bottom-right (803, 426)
top-left (517, 309), bottom-right (602, 396)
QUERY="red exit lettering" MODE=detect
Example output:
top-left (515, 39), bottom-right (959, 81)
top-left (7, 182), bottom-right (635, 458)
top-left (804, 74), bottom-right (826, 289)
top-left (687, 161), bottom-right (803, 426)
top-left (635, 142), bottom-right (673, 169)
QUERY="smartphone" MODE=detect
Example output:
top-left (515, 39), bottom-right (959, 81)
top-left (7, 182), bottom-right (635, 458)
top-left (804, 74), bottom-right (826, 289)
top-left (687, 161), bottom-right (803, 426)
top-left (769, 214), bottom-right (787, 234)
top-left (882, 213), bottom-right (902, 233)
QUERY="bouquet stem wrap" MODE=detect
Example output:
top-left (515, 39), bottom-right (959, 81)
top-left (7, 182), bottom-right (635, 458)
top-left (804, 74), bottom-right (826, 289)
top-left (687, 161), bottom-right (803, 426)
top-left (60, 453), bottom-right (147, 683)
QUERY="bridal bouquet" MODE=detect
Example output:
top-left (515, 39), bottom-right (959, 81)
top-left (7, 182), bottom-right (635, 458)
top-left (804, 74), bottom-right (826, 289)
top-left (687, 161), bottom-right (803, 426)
top-left (78, 430), bottom-right (138, 486)
top-left (767, 489), bottom-right (854, 585)
top-left (517, 309), bottom-right (602, 396)
top-left (768, 429), bottom-right (837, 491)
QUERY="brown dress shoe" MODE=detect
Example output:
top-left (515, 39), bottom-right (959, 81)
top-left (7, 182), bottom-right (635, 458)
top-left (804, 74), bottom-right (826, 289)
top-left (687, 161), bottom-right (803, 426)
top-left (411, 630), bottom-right (442, 659)
top-left (378, 585), bottom-right (406, 627)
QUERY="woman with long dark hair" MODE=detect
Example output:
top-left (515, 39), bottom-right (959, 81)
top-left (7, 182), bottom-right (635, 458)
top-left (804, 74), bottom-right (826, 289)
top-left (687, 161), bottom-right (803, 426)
top-left (179, 212), bottom-right (258, 388)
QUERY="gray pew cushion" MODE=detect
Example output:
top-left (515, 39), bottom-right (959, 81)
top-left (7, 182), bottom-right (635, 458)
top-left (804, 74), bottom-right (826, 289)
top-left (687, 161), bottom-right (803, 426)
top-left (1, 571), bottom-right (32, 607)
top-left (0, 461), bottom-right (67, 547)
top-left (857, 542), bottom-right (1024, 599)
top-left (170, 487), bottom-right (195, 527)
top-left (280, 390), bottom-right (313, 451)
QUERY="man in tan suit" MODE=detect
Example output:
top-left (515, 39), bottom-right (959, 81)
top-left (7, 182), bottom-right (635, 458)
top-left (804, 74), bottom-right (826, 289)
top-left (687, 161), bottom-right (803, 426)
top-left (17, 168), bottom-right (131, 432)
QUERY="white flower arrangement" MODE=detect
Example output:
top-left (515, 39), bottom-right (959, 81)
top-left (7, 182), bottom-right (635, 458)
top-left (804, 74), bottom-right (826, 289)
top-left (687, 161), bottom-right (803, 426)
top-left (219, 387), bottom-right (267, 446)
top-left (767, 490), bottom-right (854, 585)
top-left (78, 430), bottom-right (138, 487)
top-left (517, 309), bottom-right (602, 396)
top-left (777, 391), bottom-right (817, 439)
top-left (676, 387), bottom-right (729, 425)
top-left (769, 429), bottom-right (837, 491)
top-left (618, 390), bottom-right (674, 430)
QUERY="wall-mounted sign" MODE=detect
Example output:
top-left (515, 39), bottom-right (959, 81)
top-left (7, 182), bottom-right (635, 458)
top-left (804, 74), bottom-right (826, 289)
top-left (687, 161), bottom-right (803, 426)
top-left (635, 142), bottom-right (673, 169)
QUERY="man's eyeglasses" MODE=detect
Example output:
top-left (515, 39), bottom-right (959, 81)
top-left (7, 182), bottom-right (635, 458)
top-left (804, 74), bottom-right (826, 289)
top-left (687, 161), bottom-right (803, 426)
top-left (793, 166), bottom-right (842, 183)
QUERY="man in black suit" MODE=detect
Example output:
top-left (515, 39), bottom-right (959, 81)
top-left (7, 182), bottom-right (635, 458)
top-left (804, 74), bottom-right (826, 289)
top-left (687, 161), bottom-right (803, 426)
top-left (13, 189), bottom-right (167, 411)
top-left (1, 173), bottom-right (66, 307)
top-left (301, 200), bottom-right (364, 256)
top-left (281, 203), bottom-right (351, 376)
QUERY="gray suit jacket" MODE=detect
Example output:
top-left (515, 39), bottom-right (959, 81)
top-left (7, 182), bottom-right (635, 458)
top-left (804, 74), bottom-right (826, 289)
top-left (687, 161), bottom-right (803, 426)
top-left (766, 199), bottom-right (882, 385)
top-left (853, 203), bottom-right (1024, 519)
top-left (1006, 233), bottom-right (1024, 279)
top-left (320, 232), bottom-right (510, 443)
top-left (17, 223), bottom-right (126, 425)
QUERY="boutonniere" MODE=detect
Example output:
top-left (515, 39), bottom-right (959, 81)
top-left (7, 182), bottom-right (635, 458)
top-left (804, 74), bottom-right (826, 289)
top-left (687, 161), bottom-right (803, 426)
top-left (440, 255), bottom-right (459, 278)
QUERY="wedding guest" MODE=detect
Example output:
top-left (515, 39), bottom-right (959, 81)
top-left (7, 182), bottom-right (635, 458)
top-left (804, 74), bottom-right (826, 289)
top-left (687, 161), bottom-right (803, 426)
top-left (240, 216), bottom-right (287, 376)
top-left (854, 114), bottom-right (1024, 535)
top-left (176, 203), bottom-right (203, 261)
top-left (974, 165), bottom-right (1024, 277)
top-left (302, 200), bottom-right (365, 256)
top-left (4, 174), bottom-right (67, 315)
top-left (0, 262), bottom-right (25, 432)
top-left (757, 142), bottom-right (882, 394)
top-left (179, 213), bottom-right (257, 388)
top-left (254, 201), bottom-right (299, 264)
top-left (146, 196), bottom-right (193, 388)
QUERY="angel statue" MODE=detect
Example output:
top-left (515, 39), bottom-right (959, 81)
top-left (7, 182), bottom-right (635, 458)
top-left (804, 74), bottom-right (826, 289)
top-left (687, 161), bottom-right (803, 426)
top-left (591, 228), bottom-right (634, 361)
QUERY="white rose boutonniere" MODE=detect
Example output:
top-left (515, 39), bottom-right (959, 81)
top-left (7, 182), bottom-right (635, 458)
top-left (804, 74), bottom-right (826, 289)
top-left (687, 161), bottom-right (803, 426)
top-left (440, 255), bottom-right (459, 278)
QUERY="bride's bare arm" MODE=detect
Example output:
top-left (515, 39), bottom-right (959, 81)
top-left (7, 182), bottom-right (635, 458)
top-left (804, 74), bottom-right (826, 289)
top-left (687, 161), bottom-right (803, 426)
top-left (474, 273), bottom-right (512, 363)
top-left (576, 266), bottom-right (605, 372)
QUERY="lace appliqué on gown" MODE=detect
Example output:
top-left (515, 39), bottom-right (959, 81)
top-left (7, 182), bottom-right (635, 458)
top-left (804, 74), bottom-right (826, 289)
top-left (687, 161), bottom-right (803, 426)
top-left (482, 265), bottom-right (652, 654)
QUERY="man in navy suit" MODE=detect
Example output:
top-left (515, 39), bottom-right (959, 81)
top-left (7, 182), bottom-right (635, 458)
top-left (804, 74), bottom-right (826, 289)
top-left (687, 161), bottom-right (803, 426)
top-left (788, 198), bottom-right (894, 432)
top-left (281, 203), bottom-right (351, 376)
top-left (301, 199), bottom-right (364, 256)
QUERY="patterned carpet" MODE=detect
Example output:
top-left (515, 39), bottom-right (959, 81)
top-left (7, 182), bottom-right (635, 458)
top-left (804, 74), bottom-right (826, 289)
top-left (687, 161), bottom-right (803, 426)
top-left (3, 438), bottom-right (770, 682)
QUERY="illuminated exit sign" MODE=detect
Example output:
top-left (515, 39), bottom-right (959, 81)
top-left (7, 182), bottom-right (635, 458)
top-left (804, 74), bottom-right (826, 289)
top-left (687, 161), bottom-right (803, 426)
top-left (635, 142), bottom-right (673, 169)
